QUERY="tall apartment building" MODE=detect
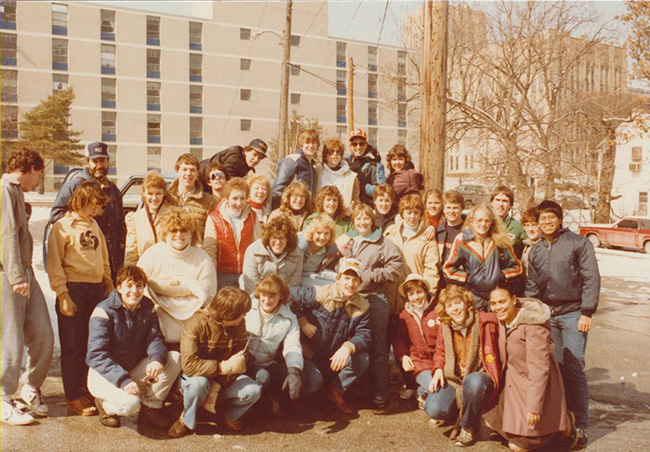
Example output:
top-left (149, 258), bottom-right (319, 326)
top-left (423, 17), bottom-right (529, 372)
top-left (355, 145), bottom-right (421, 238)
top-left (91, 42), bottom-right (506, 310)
top-left (0, 1), bottom-right (418, 191)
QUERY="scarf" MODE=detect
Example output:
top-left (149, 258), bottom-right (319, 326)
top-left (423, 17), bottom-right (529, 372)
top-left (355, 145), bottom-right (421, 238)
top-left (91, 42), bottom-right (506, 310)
top-left (249, 200), bottom-right (264, 210)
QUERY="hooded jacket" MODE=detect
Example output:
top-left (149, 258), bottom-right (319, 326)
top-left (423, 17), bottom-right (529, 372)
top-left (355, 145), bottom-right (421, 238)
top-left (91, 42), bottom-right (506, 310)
top-left (345, 145), bottom-right (386, 205)
top-left (239, 239), bottom-right (303, 294)
top-left (319, 160), bottom-right (360, 211)
top-left (387, 162), bottom-right (424, 201)
top-left (272, 149), bottom-right (321, 209)
top-left (525, 228), bottom-right (600, 317)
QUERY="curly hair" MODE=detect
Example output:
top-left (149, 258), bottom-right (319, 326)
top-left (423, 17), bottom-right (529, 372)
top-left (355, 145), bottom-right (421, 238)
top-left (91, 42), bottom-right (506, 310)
top-left (68, 181), bottom-right (108, 213)
top-left (314, 185), bottom-right (344, 218)
top-left (208, 287), bottom-right (252, 322)
top-left (521, 207), bottom-right (538, 225)
top-left (160, 206), bottom-right (199, 245)
top-left (351, 203), bottom-right (377, 232)
top-left (279, 180), bottom-right (313, 215)
top-left (254, 274), bottom-right (290, 306)
top-left (6, 148), bottom-right (45, 174)
top-left (116, 266), bottom-right (148, 287)
top-left (386, 144), bottom-right (412, 172)
top-left (246, 174), bottom-right (272, 206)
top-left (303, 214), bottom-right (337, 247)
top-left (436, 284), bottom-right (476, 325)
top-left (463, 204), bottom-right (512, 248)
top-left (398, 193), bottom-right (424, 217)
top-left (261, 214), bottom-right (298, 253)
top-left (223, 177), bottom-right (250, 199)
top-left (321, 137), bottom-right (345, 164)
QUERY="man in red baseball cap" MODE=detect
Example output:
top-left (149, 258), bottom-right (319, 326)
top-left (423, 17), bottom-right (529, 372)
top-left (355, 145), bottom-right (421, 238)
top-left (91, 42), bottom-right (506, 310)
top-left (345, 129), bottom-right (386, 207)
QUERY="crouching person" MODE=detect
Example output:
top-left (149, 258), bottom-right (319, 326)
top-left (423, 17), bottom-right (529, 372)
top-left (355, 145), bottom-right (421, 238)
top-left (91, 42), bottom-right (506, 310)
top-left (169, 287), bottom-right (262, 438)
top-left (87, 266), bottom-right (182, 429)
top-left (289, 258), bottom-right (371, 414)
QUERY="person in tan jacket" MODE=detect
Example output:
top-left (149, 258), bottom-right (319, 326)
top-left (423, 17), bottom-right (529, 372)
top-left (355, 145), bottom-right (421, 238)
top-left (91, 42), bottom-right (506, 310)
top-left (47, 181), bottom-right (113, 417)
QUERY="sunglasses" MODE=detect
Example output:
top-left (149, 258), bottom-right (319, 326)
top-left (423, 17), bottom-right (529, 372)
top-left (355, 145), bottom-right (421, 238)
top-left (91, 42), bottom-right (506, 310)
top-left (210, 172), bottom-right (226, 180)
top-left (350, 141), bottom-right (366, 147)
top-left (169, 228), bottom-right (190, 234)
top-left (328, 149), bottom-right (344, 156)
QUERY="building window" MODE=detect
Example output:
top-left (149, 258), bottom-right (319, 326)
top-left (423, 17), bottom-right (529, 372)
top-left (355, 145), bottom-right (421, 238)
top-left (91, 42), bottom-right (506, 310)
top-left (52, 4), bottom-right (68, 35)
top-left (190, 53), bottom-right (202, 82)
top-left (639, 192), bottom-right (648, 216)
top-left (52, 39), bottom-right (68, 71)
top-left (1, 2), bottom-right (17, 30)
top-left (1, 69), bottom-right (17, 102)
top-left (336, 70), bottom-right (346, 96)
top-left (398, 129), bottom-right (407, 146)
top-left (107, 145), bottom-right (117, 175)
top-left (240, 119), bottom-right (251, 131)
top-left (240, 58), bottom-right (251, 71)
top-left (101, 44), bottom-right (116, 74)
top-left (368, 73), bottom-right (377, 98)
top-left (53, 158), bottom-right (68, 175)
top-left (368, 101), bottom-right (377, 126)
top-left (336, 98), bottom-right (346, 124)
top-left (190, 117), bottom-right (202, 145)
top-left (101, 78), bottom-right (116, 108)
top-left (291, 93), bottom-right (301, 105)
top-left (397, 78), bottom-right (406, 100)
top-left (190, 85), bottom-right (202, 113)
top-left (102, 111), bottom-right (116, 142)
top-left (240, 89), bottom-right (251, 101)
top-left (147, 49), bottom-right (160, 78)
top-left (336, 41), bottom-right (346, 68)
top-left (1, 33), bottom-right (17, 66)
top-left (398, 102), bottom-right (407, 128)
top-left (147, 147), bottom-right (161, 171)
top-left (630, 147), bottom-right (643, 173)
top-left (290, 64), bottom-right (301, 76)
top-left (147, 16), bottom-right (160, 46)
top-left (1, 105), bottom-right (18, 139)
top-left (337, 125), bottom-right (347, 141)
top-left (189, 21), bottom-right (202, 50)
top-left (368, 127), bottom-right (378, 148)
top-left (290, 35), bottom-right (301, 47)
top-left (398, 50), bottom-right (406, 75)
top-left (147, 114), bottom-right (161, 143)
top-left (240, 28), bottom-right (251, 40)
top-left (190, 148), bottom-right (203, 161)
top-left (53, 73), bottom-right (68, 93)
top-left (368, 46), bottom-right (378, 72)
top-left (101, 10), bottom-right (116, 41)
top-left (147, 81), bottom-right (161, 111)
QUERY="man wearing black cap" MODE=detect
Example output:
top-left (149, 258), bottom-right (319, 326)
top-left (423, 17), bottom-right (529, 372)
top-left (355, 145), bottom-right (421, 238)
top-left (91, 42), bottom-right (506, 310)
top-left (198, 139), bottom-right (268, 193)
top-left (48, 141), bottom-right (125, 281)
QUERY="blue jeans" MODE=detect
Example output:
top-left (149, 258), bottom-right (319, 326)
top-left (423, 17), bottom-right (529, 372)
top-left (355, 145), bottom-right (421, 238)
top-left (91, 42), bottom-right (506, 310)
top-left (180, 374), bottom-right (261, 430)
top-left (247, 359), bottom-right (323, 396)
top-left (423, 371), bottom-right (494, 429)
top-left (416, 369), bottom-right (434, 398)
top-left (314, 352), bottom-right (370, 393)
top-left (366, 293), bottom-right (390, 398)
top-left (551, 310), bottom-right (589, 429)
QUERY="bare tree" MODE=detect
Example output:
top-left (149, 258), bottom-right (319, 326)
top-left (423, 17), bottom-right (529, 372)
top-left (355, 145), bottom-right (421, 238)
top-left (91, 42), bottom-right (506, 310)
top-left (620, 0), bottom-right (650, 83)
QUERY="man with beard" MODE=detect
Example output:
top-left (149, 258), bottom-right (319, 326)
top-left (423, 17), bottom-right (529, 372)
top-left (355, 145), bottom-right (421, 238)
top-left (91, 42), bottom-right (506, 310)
top-left (49, 142), bottom-right (125, 281)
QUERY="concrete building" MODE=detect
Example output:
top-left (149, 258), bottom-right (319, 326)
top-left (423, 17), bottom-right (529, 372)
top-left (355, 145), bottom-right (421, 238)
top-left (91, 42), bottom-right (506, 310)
top-left (1, 1), bottom-right (418, 191)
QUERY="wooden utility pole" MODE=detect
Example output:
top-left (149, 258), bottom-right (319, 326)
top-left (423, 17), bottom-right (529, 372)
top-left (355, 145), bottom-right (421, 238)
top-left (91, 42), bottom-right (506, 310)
top-left (419, 1), bottom-right (448, 190)
top-left (348, 56), bottom-right (355, 133)
top-left (278, 0), bottom-right (292, 160)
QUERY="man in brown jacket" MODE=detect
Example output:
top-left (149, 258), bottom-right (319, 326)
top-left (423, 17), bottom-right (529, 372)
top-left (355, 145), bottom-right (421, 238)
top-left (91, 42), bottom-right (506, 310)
top-left (168, 287), bottom-right (261, 438)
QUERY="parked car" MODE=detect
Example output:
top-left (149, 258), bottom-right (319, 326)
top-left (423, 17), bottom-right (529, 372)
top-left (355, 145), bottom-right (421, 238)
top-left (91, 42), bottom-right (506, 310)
top-left (455, 184), bottom-right (488, 207)
top-left (579, 217), bottom-right (650, 254)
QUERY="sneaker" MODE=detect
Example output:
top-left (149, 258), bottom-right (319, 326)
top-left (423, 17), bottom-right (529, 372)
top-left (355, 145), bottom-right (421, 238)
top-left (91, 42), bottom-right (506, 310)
top-left (455, 427), bottom-right (475, 447)
top-left (575, 428), bottom-right (588, 449)
top-left (399, 388), bottom-right (416, 400)
top-left (168, 414), bottom-right (190, 438)
top-left (95, 398), bottom-right (120, 428)
top-left (138, 405), bottom-right (171, 430)
top-left (20, 384), bottom-right (48, 417)
top-left (1, 398), bottom-right (35, 425)
top-left (223, 416), bottom-right (244, 431)
top-left (373, 394), bottom-right (388, 408)
top-left (561, 411), bottom-right (578, 450)
top-left (326, 384), bottom-right (353, 414)
top-left (429, 418), bottom-right (445, 427)
top-left (417, 394), bottom-right (426, 410)
top-left (67, 396), bottom-right (98, 416)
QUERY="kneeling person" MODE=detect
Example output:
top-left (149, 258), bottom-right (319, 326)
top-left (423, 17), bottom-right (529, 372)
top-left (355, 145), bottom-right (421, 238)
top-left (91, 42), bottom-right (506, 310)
top-left (87, 266), bottom-right (182, 429)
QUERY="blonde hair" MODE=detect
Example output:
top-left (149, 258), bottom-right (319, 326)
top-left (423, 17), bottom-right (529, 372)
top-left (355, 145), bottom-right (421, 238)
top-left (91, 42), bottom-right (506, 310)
top-left (247, 174), bottom-right (272, 207)
top-left (436, 284), bottom-right (476, 325)
top-left (279, 180), bottom-right (313, 215)
top-left (463, 204), bottom-right (512, 248)
top-left (304, 214), bottom-right (337, 247)
top-left (160, 207), bottom-right (199, 245)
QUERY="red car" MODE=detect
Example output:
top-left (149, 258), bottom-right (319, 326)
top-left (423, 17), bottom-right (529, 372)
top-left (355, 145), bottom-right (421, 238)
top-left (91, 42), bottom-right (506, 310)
top-left (579, 217), bottom-right (650, 254)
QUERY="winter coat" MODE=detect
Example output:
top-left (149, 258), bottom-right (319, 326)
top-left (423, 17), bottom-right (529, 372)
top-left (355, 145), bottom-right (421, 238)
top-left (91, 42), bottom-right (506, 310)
top-left (503, 215), bottom-right (528, 260)
top-left (435, 218), bottom-right (466, 267)
top-left (443, 230), bottom-right (522, 306)
top-left (432, 311), bottom-right (501, 405)
top-left (272, 149), bottom-right (321, 209)
top-left (525, 228), bottom-right (600, 317)
top-left (268, 207), bottom-right (309, 231)
top-left (124, 201), bottom-right (173, 267)
top-left (297, 232), bottom-right (340, 275)
top-left (199, 146), bottom-right (255, 192)
top-left (289, 283), bottom-right (371, 361)
top-left (485, 299), bottom-right (568, 438)
top-left (302, 212), bottom-right (354, 239)
top-left (345, 145), bottom-right (386, 206)
top-left (1, 174), bottom-right (33, 285)
top-left (86, 290), bottom-right (167, 389)
top-left (393, 295), bottom-right (442, 378)
top-left (204, 202), bottom-right (260, 274)
top-left (180, 309), bottom-right (248, 386)
top-left (319, 160), bottom-right (360, 211)
top-left (168, 178), bottom-right (215, 239)
top-left (49, 167), bottom-right (125, 279)
top-left (387, 162), bottom-right (424, 201)
top-left (239, 239), bottom-right (303, 294)
top-left (245, 299), bottom-right (303, 370)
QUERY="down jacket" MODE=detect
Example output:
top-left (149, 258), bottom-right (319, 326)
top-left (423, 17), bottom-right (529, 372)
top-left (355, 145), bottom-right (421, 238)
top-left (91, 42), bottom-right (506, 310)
top-left (345, 145), bottom-right (386, 206)
top-left (525, 228), bottom-right (600, 317)
top-left (387, 162), bottom-right (424, 201)
top-left (86, 290), bottom-right (167, 389)
top-left (239, 239), bottom-right (303, 294)
top-left (168, 178), bottom-right (215, 239)
top-left (272, 149), bottom-right (321, 209)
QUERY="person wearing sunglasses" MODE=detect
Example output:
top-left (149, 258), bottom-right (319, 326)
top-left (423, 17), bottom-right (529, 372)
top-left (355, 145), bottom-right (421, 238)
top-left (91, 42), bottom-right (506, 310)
top-left (204, 162), bottom-right (230, 203)
top-left (319, 137), bottom-right (360, 216)
top-left (344, 129), bottom-right (386, 208)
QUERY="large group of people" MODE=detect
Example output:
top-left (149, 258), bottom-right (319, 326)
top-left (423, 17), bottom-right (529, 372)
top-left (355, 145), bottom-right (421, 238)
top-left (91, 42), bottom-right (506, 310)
top-left (1, 128), bottom-right (601, 450)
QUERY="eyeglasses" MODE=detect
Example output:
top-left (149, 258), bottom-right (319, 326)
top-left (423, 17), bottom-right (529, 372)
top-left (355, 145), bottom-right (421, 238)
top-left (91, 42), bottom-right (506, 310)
top-left (350, 141), bottom-right (366, 147)
top-left (169, 228), bottom-right (190, 235)
top-left (328, 149), bottom-right (344, 156)
top-left (210, 172), bottom-right (226, 180)
top-left (538, 214), bottom-right (558, 223)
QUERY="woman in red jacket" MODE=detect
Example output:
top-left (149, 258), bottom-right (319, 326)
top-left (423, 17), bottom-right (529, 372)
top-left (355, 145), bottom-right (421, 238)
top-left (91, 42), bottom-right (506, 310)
top-left (429, 284), bottom-right (501, 447)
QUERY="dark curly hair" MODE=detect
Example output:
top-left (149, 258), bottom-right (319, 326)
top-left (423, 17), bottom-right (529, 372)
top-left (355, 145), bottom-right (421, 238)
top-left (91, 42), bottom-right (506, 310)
top-left (6, 148), bottom-right (45, 174)
top-left (261, 214), bottom-right (298, 254)
top-left (314, 185), bottom-right (344, 219)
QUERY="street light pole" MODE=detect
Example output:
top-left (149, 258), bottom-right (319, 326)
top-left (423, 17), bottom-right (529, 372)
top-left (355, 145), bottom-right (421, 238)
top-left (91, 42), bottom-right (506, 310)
top-left (278, 0), bottom-right (293, 160)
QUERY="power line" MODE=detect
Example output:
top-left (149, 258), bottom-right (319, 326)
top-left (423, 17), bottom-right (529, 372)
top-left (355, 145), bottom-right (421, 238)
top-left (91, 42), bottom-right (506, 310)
top-left (376, 0), bottom-right (391, 46)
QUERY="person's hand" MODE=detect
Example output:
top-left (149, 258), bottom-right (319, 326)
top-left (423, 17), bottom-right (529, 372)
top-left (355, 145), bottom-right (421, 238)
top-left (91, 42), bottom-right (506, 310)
top-left (123, 381), bottom-right (140, 395)
top-left (12, 282), bottom-right (30, 298)
top-left (144, 361), bottom-right (164, 383)
top-left (526, 412), bottom-right (541, 426)
top-left (430, 368), bottom-right (445, 393)
top-left (219, 352), bottom-right (246, 376)
top-left (422, 225), bottom-right (436, 242)
top-left (578, 315), bottom-right (592, 333)
top-left (401, 355), bottom-right (415, 372)
top-left (301, 322), bottom-right (317, 338)
top-left (282, 367), bottom-right (303, 401)
top-left (330, 347), bottom-right (351, 372)
top-left (59, 293), bottom-right (77, 317)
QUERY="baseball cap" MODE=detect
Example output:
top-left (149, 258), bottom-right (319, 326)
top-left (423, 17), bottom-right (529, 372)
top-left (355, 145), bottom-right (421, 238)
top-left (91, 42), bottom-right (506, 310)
top-left (248, 139), bottom-right (268, 157)
top-left (85, 141), bottom-right (109, 160)
top-left (349, 129), bottom-right (368, 142)
top-left (338, 258), bottom-right (362, 277)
